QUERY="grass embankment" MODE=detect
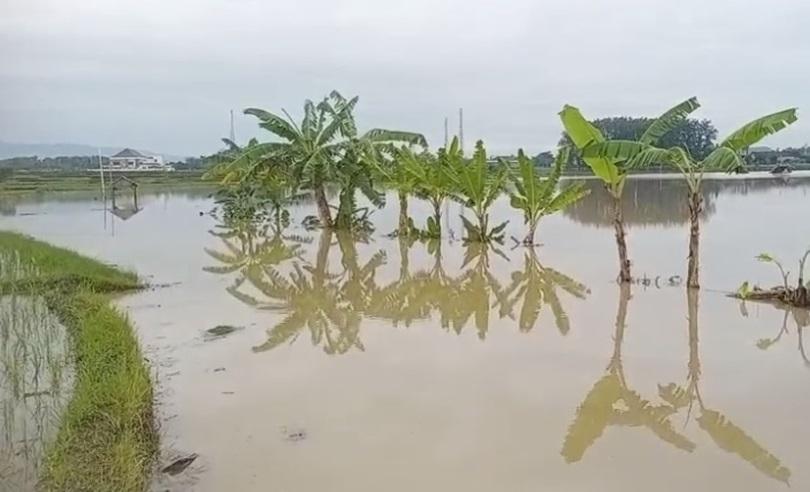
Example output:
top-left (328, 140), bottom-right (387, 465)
top-left (0, 170), bottom-right (211, 195)
top-left (0, 231), bottom-right (156, 491)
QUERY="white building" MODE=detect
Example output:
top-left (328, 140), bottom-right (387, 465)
top-left (108, 148), bottom-right (174, 171)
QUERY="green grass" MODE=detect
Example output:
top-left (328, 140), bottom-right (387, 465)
top-left (0, 170), bottom-right (211, 195)
top-left (0, 231), bottom-right (156, 491)
top-left (0, 232), bottom-right (140, 293)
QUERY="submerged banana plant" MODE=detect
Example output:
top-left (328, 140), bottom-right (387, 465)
top-left (396, 142), bottom-right (459, 239)
top-left (508, 147), bottom-right (588, 246)
top-left (582, 103), bottom-right (797, 288)
top-left (446, 140), bottom-right (509, 243)
top-left (560, 98), bottom-right (703, 283)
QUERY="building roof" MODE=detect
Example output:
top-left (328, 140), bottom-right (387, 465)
top-left (112, 148), bottom-right (145, 158)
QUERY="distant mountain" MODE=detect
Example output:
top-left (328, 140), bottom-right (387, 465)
top-left (0, 141), bottom-right (188, 162)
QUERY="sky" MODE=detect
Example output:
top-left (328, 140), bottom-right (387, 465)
top-left (1, 0), bottom-right (809, 157)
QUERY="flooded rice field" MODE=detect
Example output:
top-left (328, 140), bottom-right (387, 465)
top-left (0, 254), bottom-right (73, 491)
top-left (1, 172), bottom-right (809, 491)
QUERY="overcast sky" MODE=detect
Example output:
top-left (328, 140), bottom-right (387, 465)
top-left (1, 0), bottom-right (809, 157)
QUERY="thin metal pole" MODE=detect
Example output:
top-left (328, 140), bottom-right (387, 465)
top-left (98, 149), bottom-right (106, 201)
top-left (458, 108), bottom-right (464, 153)
top-left (444, 117), bottom-right (449, 148)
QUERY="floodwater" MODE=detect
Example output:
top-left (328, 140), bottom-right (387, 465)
top-left (1, 173), bottom-right (809, 491)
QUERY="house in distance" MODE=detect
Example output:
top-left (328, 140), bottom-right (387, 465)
top-left (107, 148), bottom-right (174, 171)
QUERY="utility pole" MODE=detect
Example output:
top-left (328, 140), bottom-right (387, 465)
top-left (444, 117), bottom-right (449, 148)
top-left (98, 148), bottom-right (107, 230)
top-left (458, 108), bottom-right (464, 153)
top-left (98, 149), bottom-right (105, 201)
top-left (229, 109), bottom-right (236, 143)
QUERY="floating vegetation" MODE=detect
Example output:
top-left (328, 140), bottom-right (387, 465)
top-left (204, 325), bottom-right (243, 341)
top-left (734, 249), bottom-right (810, 308)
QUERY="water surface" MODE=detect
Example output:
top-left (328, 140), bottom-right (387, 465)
top-left (1, 175), bottom-right (809, 491)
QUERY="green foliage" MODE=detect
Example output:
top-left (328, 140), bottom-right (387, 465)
top-left (221, 90), bottom-right (426, 230)
top-left (736, 281), bottom-right (752, 300)
top-left (445, 140), bottom-right (509, 242)
top-left (393, 141), bottom-right (460, 237)
top-left (0, 233), bottom-right (156, 492)
top-left (508, 147), bottom-right (589, 243)
top-left (639, 97), bottom-right (701, 145)
top-left (0, 232), bottom-right (139, 293)
top-left (558, 105), bottom-right (621, 185)
top-left (719, 109), bottom-right (798, 152)
top-left (558, 114), bottom-right (717, 163)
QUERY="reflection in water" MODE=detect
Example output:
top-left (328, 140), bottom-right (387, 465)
top-left (744, 301), bottom-right (810, 367)
top-left (564, 176), bottom-right (810, 228)
top-left (562, 286), bottom-right (695, 463)
top-left (205, 227), bottom-right (590, 352)
top-left (564, 288), bottom-right (792, 485)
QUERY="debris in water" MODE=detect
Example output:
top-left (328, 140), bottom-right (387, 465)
top-left (161, 453), bottom-right (198, 475)
top-left (204, 324), bottom-right (243, 341)
top-left (281, 426), bottom-right (307, 442)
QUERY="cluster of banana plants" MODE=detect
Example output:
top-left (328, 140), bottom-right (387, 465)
top-left (207, 91), bottom-right (799, 287)
top-left (376, 136), bottom-right (588, 245)
top-left (561, 98), bottom-right (798, 287)
top-left (206, 90), bottom-right (427, 232)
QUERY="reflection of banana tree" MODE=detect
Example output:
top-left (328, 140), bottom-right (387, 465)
top-left (496, 249), bottom-right (589, 334)
top-left (203, 224), bottom-right (305, 280)
top-left (367, 234), bottom-right (433, 327)
top-left (239, 229), bottom-right (386, 355)
top-left (562, 285), bottom-right (695, 463)
top-left (447, 242), bottom-right (510, 340)
top-left (658, 290), bottom-right (791, 485)
top-left (742, 301), bottom-right (810, 367)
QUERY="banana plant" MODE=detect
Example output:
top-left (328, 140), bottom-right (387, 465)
top-left (582, 105), bottom-right (797, 288)
top-left (508, 147), bottom-right (589, 246)
top-left (230, 91), bottom-right (425, 230)
top-left (394, 140), bottom-right (460, 238)
top-left (559, 98), bottom-right (701, 283)
top-left (445, 140), bottom-right (509, 243)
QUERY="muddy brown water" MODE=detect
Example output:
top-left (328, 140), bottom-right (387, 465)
top-left (1, 174), bottom-right (809, 491)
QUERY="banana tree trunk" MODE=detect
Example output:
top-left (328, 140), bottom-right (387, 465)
top-left (612, 194), bottom-right (632, 283)
top-left (687, 190), bottom-right (702, 289)
top-left (398, 190), bottom-right (409, 235)
top-left (313, 184), bottom-right (333, 229)
top-left (398, 234), bottom-right (410, 280)
top-left (524, 220), bottom-right (538, 246)
top-left (431, 199), bottom-right (442, 237)
top-left (687, 288), bottom-right (700, 378)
